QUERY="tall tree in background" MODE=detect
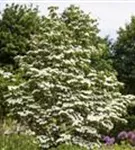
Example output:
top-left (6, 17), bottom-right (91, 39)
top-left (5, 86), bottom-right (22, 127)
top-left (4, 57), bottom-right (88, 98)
top-left (112, 16), bottom-right (135, 133)
top-left (113, 16), bottom-right (135, 94)
top-left (0, 3), bottom-right (41, 65)
top-left (0, 3), bottom-right (41, 121)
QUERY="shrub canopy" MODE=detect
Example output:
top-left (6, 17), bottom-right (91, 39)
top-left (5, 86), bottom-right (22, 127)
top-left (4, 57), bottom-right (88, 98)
top-left (6, 5), bottom-right (135, 149)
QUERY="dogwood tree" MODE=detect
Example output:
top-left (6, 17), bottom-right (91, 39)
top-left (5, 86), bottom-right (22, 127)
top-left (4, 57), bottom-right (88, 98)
top-left (7, 5), bottom-right (134, 149)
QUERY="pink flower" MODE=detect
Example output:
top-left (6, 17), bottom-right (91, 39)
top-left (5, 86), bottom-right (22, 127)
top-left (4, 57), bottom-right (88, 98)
top-left (117, 131), bottom-right (128, 140)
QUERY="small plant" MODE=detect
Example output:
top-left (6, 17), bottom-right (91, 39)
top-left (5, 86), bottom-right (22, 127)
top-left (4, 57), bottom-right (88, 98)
top-left (117, 131), bottom-right (135, 146)
top-left (102, 130), bottom-right (135, 150)
top-left (102, 136), bottom-right (115, 145)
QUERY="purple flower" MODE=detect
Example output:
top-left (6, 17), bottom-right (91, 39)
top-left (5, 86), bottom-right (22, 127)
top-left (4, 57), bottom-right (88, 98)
top-left (103, 136), bottom-right (110, 142)
top-left (103, 136), bottom-right (115, 145)
top-left (131, 134), bottom-right (135, 142)
top-left (117, 131), bottom-right (128, 140)
top-left (106, 137), bottom-right (115, 145)
top-left (127, 131), bottom-right (135, 139)
top-left (129, 134), bottom-right (135, 146)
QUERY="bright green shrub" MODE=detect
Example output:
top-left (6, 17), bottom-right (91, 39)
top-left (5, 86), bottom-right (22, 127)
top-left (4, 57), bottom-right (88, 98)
top-left (6, 5), bottom-right (135, 149)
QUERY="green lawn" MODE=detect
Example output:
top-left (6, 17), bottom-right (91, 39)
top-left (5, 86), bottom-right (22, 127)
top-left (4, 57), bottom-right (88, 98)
top-left (0, 134), bottom-right (39, 150)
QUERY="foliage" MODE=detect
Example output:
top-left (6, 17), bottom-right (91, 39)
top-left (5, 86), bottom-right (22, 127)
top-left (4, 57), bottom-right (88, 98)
top-left (0, 135), bottom-right (135, 150)
top-left (0, 134), bottom-right (39, 150)
top-left (0, 3), bottom-right (41, 65)
top-left (96, 143), bottom-right (135, 150)
top-left (112, 16), bottom-right (135, 134)
top-left (0, 66), bottom-right (25, 120)
top-left (49, 144), bottom-right (87, 150)
top-left (6, 5), bottom-right (135, 149)
top-left (0, 68), bottom-right (13, 119)
top-left (111, 110), bottom-right (135, 136)
top-left (50, 143), bottom-right (135, 150)
top-left (113, 16), bottom-right (135, 94)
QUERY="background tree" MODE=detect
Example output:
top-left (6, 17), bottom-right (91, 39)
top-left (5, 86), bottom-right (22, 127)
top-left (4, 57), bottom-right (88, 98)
top-left (112, 16), bottom-right (135, 134)
top-left (113, 16), bottom-right (135, 94)
top-left (0, 3), bottom-right (41, 121)
top-left (7, 6), bottom-right (134, 149)
top-left (0, 3), bottom-right (41, 66)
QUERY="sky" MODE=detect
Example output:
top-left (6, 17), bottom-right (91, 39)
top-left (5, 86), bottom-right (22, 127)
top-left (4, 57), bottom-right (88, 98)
top-left (0, 0), bottom-right (135, 40)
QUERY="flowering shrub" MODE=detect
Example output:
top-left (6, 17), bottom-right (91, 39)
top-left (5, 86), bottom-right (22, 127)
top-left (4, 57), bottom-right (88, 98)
top-left (0, 66), bottom-right (25, 120)
top-left (0, 68), bottom-right (13, 118)
top-left (6, 5), bottom-right (135, 149)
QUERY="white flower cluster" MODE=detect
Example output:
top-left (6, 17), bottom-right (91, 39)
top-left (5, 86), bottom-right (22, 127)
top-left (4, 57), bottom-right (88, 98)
top-left (0, 69), bottom-right (12, 79)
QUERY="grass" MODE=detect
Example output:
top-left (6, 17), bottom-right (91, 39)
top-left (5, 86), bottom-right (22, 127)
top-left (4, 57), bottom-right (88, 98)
top-left (0, 134), bottom-right (39, 150)
top-left (98, 144), bottom-right (135, 150)
top-left (0, 136), bottom-right (135, 150)
top-left (49, 143), bottom-right (135, 150)
top-left (49, 144), bottom-right (87, 150)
